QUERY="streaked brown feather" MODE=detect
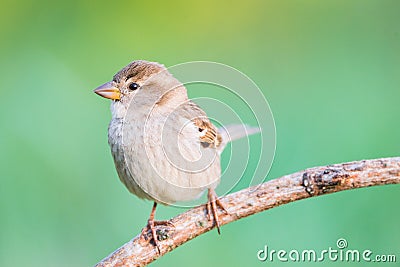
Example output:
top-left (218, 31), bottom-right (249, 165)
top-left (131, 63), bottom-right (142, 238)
top-left (189, 101), bottom-right (222, 149)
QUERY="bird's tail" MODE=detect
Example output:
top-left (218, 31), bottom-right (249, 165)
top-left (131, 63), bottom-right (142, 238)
top-left (217, 124), bottom-right (261, 153)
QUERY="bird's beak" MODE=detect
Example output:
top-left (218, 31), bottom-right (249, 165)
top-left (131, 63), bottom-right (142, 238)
top-left (93, 81), bottom-right (121, 100)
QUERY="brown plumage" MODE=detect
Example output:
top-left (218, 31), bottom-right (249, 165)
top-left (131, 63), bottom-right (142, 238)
top-left (113, 60), bottom-right (165, 83)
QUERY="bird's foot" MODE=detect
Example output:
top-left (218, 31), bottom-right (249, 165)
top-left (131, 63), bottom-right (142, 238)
top-left (206, 188), bottom-right (229, 234)
top-left (141, 219), bottom-right (175, 253)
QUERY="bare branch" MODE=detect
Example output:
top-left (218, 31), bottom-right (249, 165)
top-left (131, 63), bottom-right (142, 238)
top-left (95, 157), bottom-right (400, 267)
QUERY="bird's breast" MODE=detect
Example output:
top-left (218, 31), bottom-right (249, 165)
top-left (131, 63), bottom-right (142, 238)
top-left (108, 110), bottom-right (221, 205)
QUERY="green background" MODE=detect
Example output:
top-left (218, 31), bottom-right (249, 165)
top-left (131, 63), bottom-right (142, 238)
top-left (1, 0), bottom-right (399, 266)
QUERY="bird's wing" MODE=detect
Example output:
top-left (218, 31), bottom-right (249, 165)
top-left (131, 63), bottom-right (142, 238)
top-left (185, 101), bottom-right (222, 149)
top-left (192, 117), bottom-right (222, 149)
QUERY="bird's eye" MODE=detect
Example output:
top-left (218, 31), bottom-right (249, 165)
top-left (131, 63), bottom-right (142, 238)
top-left (128, 82), bottom-right (139, 91)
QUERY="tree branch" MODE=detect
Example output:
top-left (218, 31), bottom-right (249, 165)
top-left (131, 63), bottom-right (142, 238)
top-left (95, 157), bottom-right (400, 267)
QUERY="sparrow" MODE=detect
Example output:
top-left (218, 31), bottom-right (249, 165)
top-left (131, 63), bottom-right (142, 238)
top-left (94, 60), bottom-right (260, 252)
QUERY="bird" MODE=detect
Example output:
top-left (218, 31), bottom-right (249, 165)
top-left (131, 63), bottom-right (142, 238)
top-left (94, 60), bottom-right (260, 252)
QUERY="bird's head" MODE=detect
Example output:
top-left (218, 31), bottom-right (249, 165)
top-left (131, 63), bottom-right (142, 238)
top-left (93, 60), bottom-right (168, 102)
top-left (94, 60), bottom-right (189, 119)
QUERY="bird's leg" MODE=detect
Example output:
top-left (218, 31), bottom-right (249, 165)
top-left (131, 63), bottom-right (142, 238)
top-left (206, 188), bottom-right (229, 234)
top-left (144, 202), bottom-right (160, 252)
top-left (141, 202), bottom-right (174, 253)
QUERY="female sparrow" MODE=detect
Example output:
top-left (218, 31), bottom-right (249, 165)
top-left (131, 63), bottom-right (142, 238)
top-left (94, 60), bottom-right (260, 252)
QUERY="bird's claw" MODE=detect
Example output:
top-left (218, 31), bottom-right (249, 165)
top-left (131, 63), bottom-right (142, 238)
top-left (206, 188), bottom-right (229, 234)
top-left (141, 219), bottom-right (175, 253)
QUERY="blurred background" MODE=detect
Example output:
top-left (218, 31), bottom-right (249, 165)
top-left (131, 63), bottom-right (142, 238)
top-left (0, 0), bottom-right (399, 266)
